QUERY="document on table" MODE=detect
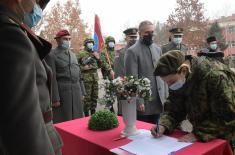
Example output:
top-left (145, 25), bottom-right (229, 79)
top-left (119, 129), bottom-right (193, 155)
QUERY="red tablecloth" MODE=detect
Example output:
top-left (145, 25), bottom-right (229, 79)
top-left (54, 116), bottom-right (233, 155)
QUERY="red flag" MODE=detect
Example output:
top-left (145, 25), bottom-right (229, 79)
top-left (93, 14), bottom-right (104, 53)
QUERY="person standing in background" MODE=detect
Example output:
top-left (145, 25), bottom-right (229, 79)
top-left (125, 20), bottom-right (168, 124)
top-left (45, 30), bottom-right (85, 123)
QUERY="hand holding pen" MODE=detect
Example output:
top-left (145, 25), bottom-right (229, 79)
top-left (150, 120), bottom-right (165, 138)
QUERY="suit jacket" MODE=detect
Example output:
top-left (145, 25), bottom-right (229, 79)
top-left (0, 5), bottom-right (54, 155)
top-left (125, 40), bottom-right (168, 115)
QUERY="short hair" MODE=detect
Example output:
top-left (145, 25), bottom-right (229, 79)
top-left (138, 20), bottom-right (153, 32)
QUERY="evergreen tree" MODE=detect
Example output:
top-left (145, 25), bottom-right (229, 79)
top-left (208, 21), bottom-right (228, 51)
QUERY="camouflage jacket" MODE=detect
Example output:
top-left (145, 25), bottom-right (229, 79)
top-left (77, 50), bottom-right (101, 82)
top-left (224, 55), bottom-right (235, 69)
top-left (161, 42), bottom-right (188, 54)
top-left (100, 49), bottom-right (115, 79)
top-left (160, 56), bottom-right (235, 145)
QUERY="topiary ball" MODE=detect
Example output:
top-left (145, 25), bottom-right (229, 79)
top-left (88, 109), bottom-right (119, 131)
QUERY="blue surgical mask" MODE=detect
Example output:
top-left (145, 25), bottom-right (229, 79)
top-left (210, 43), bottom-right (217, 50)
top-left (108, 42), bottom-right (115, 48)
top-left (173, 37), bottom-right (182, 45)
top-left (61, 40), bottom-right (71, 49)
top-left (169, 78), bottom-right (185, 90)
top-left (23, 4), bottom-right (43, 28)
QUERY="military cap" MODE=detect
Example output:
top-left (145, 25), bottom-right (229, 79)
top-left (169, 27), bottom-right (184, 35)
top-left (154, 50), bottom-right (185, 76)
top-left (84, 38), bottom-right (94, 46)
top-left (207, 36), bottom-right (217, 43)
top-left (54, 29), bottom-right (70, 39)
top-left (123, 28), bottom-right (138, 36)
top-left (105, 36), bottom-right (115, 44)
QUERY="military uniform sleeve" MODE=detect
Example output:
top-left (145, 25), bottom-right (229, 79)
top-left (159, 90), bottom-right (187, 134)
top-left (100, 51), bottom-right (111, 71)
top-left (0, 24), bottom-right (54, 154)
top-left (193, 70), bottom-right (235, 142)
top-left (45, 52), bottom-right (60, 103)
top-left (124, 48), bottom-right (138, 77)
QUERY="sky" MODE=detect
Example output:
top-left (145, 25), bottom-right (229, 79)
top-left (45, 0), bottom-right (235, 41)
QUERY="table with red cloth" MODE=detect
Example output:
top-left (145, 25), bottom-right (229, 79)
top-left (54, 116), bottom-right (233, 155)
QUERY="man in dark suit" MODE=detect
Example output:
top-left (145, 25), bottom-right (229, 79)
top-left (125, 20), bottom-right (168, 124)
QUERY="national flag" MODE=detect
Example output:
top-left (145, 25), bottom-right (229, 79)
top-left (93, 14), bottom-right (104, 53)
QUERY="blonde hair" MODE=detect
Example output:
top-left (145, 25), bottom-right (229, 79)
top-left (177, 59), bottom-right (191, 74)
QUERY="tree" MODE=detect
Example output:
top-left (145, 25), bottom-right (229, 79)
top-left (208, 21), bottom-right (228, 51)
top-left (154, 22), bottom-right (169, 46)
top-left (167, 0), bottom-right (208, 49)
top-left (35, 0), bottom-right (90, 52)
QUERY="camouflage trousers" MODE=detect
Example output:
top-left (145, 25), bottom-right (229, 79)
top-left (83, 80), bottom-right (98, 116)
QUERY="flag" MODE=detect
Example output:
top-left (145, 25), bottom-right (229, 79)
top-left (93, 14), bottom-right (104, 53)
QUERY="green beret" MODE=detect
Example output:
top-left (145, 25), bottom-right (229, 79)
top-left (154, 50), bottom-right (185, 76)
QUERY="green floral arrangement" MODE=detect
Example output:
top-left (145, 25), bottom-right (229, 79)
top-left (88, 109), bottom-right (119, 130)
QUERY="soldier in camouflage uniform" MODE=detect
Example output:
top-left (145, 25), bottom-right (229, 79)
top-left (100, 36), bottom-right (116, 80)
top-left (161, 28), bottom-right (188, 54)
top-left (198, 36), bottom-right (224, 63)
top-left (151, 50), bottom-right (235, 153)
top-left (100, 36), bottom-right (116, 112)
top-left (78, 38), bottom-right (101, 116)
top-left (114, 28), bottom-right (138, 115)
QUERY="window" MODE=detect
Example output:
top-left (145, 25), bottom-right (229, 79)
top-left (231, 41), bottom-right (235, 48)
top-left (228, 26), bottom-right (235, 33)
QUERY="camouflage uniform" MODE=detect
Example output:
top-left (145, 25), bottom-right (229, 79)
top-left (78, 38), bottom-right (101, 116)
top-left (100, 36), bottom-right (116, 80)
top-left (161, 42), bottom-right (188, 54)
top-left (155, 52), bottom-right (235, 151)
top-left (224, 54), bottom-right (235, 69)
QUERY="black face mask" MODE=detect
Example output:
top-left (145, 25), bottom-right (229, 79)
top-left (142, 33), bottom-right (153, 46)
top-left (107, 47), bottom-right (115, 51)
top-left (128, 39), bottom-right (137, 47)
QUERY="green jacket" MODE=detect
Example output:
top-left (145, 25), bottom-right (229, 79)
top-left (77, 50), bottom-right (100, 81)
top-left (160, 56), bottom-right (235, 146)
top-left (100, 49), bottom-right (115, 79)
top-left (161, 42), bottom-right (188, 54)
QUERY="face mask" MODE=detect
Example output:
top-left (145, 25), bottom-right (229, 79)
top-left (23, 3), bottom-right (43, 28)
top-left (169, 78), bottom-right (185, 90)
top-left (210, 43), bottom-right (217, 50)
top-left (61, 40), bottom-right (71, 49)
top-left (86, 43), bottom-right (94, 52)
top-left (128, 39), bottom-right (136, 46)
top-left (173, 37), bottom-right (182, 45)
top-left (108, 42), bottom-right (115, 48)
top-left (142, 33), bottom-right (153, 46)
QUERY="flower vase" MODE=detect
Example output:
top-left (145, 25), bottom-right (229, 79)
top-left (120, 97), bottom-right (139, 136)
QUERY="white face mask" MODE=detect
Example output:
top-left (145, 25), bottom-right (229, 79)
top-left (169, 78), bottom-right (186, 90)
top-left (86, 43), bottom-right (94, 50)
top-left (173, 37), bottom-right (182, 45)
top-left (108, 42), bottom-right (115, 48)
top-left (210, 43), bottom-right (217, 50)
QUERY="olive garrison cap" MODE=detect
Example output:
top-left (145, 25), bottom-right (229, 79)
top-left (123, 28), bottom-right (138, 35)
top-left (154, 50), bottom-right (185, 76)
top-left (169, 27), bottom-right (184, 35)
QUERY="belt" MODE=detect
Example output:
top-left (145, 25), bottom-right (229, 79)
top-left (43, 109), bottom-right (53, 123)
